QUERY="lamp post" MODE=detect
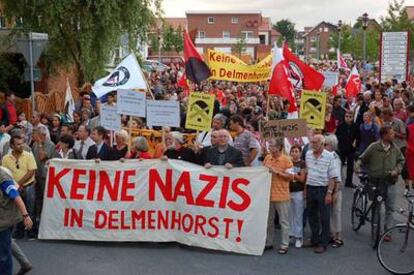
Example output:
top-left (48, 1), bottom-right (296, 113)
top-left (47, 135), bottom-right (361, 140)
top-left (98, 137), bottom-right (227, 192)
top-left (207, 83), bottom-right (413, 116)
top-left (337, 20), bottom-right (342, 53)
top-left (317, 31), bottom-right (321, 60)
top-left (362, 12), bottom-right (369, 62)
top-left (157, 20), bottom-right (163, 63)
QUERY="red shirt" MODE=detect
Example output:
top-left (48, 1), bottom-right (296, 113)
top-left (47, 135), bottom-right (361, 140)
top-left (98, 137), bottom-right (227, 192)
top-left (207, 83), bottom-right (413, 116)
top-left (128, 150), bottom-right (153, 159)
top-left (6, 102), bottom-right (17, 125)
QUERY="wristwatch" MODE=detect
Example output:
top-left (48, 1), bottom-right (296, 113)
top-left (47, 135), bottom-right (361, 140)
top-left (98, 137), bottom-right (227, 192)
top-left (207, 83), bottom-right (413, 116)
top-left (22, 214), bottom-right (29, 218)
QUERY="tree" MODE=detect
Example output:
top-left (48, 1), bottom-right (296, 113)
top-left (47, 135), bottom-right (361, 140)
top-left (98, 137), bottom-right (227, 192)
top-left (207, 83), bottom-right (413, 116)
top-left (162, 25), bottom-right (183, 53)
top-left (232, 36), bottom-right (247, 57)
top-left (2, 0), bottom-right (161, 86)
top-left (273, 19), bottom-right (296, 47)
top-left (329, 23), bottom-right (380, 62)
top-left (381, 0), bottom-right (414, 56)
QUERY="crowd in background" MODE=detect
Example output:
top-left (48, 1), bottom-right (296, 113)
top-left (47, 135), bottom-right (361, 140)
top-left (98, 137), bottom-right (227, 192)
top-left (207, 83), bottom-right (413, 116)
top-left (1, 58), bottom-right (414, 274)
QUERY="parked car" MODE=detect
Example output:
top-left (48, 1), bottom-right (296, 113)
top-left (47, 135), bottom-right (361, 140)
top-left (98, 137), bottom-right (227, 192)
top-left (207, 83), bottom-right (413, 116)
top-left (147, 56), bottom-right (184, 67)
top-left (142, 60), bottom-right (169, 72)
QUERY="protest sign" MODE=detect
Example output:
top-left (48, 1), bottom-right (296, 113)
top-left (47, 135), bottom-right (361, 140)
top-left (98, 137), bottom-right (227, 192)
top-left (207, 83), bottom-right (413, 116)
top-left (117, 89), bottom-right (146, 117)
top-left (207, 49), bottom-right (271, 82)
top-left (185, 92), bottom-right (215, 131)
top-left (322, 71), bottom-right (338, 87)
top-left (100, 105), bottom-right (121, 131)
top-left (146, 100), bottom-right (180, 127)
top-left (299, 91), bottom-right (327, 129)
top-left (39, 159), bottom-right (271, 256)
top-left (259, 119), bottom-right (307, 139)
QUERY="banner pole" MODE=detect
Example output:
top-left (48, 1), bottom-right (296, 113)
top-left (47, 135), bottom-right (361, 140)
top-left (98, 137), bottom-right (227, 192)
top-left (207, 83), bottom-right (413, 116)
top-left (128, 116), bottom-right (133, 153)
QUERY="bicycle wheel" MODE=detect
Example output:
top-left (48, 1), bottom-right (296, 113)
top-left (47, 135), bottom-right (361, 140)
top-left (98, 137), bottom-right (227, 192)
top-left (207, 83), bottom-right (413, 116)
top-left (371, 202), bottom-right (382, 249)
top-left (351, 189), bottom-right (365, 231)
top-left (377, 225), bottom-right (414, 274)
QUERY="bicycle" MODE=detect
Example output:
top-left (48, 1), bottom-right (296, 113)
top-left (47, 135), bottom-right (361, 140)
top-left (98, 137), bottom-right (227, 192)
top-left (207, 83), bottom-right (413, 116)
top-left (377, 189), bottom-right (414, 274)
top-left (351, 174), bottom-right (386, 249)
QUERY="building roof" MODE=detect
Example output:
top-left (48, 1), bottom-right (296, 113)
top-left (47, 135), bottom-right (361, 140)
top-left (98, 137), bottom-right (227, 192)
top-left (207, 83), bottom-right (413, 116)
top-left (303, 21), bottom-right (338, 36)
top-left (164, 18), bottom-right (187, 29)
top-left (406, 6), bottom-right (414, 20)
top-left (185, 10), bottom-right (261, 15)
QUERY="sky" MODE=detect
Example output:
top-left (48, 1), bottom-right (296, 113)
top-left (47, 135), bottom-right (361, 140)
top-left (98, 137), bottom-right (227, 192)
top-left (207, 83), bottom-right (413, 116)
top-left (162, 0), bottom-right (414, 30)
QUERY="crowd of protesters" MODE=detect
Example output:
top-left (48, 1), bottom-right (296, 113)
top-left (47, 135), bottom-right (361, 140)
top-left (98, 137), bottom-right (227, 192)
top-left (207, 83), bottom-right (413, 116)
top-left (1, 58), bottom-right (414, 274)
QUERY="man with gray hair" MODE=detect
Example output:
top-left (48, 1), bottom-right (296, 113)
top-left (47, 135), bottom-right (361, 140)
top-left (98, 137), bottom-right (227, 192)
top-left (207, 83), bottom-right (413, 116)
top-left (305, 134), bottom-right (339, 253)
top-left (31, 124), bottom-right (56, 237)
top-left (196, 113), bottom-right (233, 147)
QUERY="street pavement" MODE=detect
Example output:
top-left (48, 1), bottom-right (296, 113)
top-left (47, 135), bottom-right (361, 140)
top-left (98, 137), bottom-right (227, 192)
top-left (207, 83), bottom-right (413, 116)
top-left (14, 181), bottom-right (409, 275)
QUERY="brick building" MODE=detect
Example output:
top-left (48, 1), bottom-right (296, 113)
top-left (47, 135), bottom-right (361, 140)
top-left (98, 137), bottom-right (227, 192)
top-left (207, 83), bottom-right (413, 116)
top-left (185, 11), bottom-right (280, 61)
top-left (302, 21), bottom-right (338, 59)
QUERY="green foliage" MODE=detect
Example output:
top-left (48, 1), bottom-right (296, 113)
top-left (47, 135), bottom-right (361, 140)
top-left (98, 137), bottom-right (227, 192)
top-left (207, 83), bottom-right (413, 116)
top-left (381, 0), bottom-right (414, 54)
top-left (273, 19), bottom-right (296, 47)
top-left (162, 25), bottom-right (183, 53)
top-left (2, 0), bottom-right (161, 86)
top-left (232, 36), bottom-right (247, 57)
top-left (329, 23), bottom-right (380, 61)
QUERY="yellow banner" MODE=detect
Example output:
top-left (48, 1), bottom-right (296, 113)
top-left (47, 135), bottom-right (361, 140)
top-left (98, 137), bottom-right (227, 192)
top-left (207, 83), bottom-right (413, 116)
top-left (299, 90), bottom-right (327, 129)
top-left (185, 92), bottom-right (216, 131)
top-left (207, 49), bottom-right (272, 82)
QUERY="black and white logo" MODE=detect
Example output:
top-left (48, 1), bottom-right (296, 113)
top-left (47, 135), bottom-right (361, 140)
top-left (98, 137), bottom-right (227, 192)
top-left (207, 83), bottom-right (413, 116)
top-left (103, 66), bottom-right (130, 87)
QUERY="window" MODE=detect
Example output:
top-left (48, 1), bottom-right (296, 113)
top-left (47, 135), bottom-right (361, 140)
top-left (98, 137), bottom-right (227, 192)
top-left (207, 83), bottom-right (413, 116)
top-left (241, 31), bottom-right (253, 39)
top-left (231, 17), bottom-right (238, 24)
top-left (324, 27), bottom-right (329, 32)
top-left (310, 36), bottom-right (316, 42)
top-left (15, 17), bottom-right (23, 28)
top-left (0, 15), bottom-right (5, 29)
top-left (223, 31), bottom-right (230, 39)
top-left (197, 31), bottom-right (205, 39)
top-left (208, 17), bottom-right (214, 24)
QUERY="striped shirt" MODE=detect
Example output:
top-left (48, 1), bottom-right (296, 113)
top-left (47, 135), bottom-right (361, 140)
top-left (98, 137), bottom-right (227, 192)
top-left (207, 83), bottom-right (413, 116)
top-left (305, 149), bottom-right (338, 187)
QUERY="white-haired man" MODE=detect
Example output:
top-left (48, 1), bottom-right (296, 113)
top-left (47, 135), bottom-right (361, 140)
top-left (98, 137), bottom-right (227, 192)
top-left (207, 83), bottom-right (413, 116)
top-left (305, 134), bottom-right (339, 253)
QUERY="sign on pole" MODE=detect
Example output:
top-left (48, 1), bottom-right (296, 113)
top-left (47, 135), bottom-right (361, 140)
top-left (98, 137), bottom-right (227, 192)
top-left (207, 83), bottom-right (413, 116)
top-left (380, 31), bottom-right (409, 83)
top-left (322, 71), bottom-right (338, 87)
top-left (117, 89), bottom-right (146, 117)
top-left (259, 119), bottom-right (307, 139)
top-left (185, 92), bottom-right (215, 131)
top-left (299, 91), bottom-right (327, 129)
top-left (100, 105), bottom-right (121, 131)
top-left (146, 100), bottom-right (180, 127)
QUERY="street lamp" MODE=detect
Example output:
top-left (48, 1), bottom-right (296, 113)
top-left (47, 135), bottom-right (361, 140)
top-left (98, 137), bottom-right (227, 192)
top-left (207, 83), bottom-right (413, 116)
top-left (337, 20), bottom-right (342, 52)
top-left (156, 20), bottom-right (163, 63)
top-left (362, 12), bottom-right (369, 62)
top-left (317, 31), bottom-right (321, 60)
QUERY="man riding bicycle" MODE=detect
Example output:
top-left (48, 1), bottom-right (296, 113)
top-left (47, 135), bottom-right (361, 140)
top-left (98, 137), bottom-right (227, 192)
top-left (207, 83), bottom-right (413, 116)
top-left (356, 125), bottom-right (405, 240)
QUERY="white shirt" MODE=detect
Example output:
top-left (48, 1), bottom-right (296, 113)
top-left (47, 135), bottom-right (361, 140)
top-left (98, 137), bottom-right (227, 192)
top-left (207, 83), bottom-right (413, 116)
top-left (73, 137), bottom-right (95, 159)
top-left (305, 149), bottom-right (338, 187)
top-left (196, 130), bottom-right (233, 147)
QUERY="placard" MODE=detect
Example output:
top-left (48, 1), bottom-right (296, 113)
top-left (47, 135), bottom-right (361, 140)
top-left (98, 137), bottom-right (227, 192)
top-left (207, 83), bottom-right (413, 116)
top-left (323, 71), bottom-right (338, 87)
top-left (117, 89), bottom-right (146, 117)
top-left (259, 119), bottom-right (307, 139)
top-left (100, 105), bottom-right (121, 131)
top-left (147, 100), bottom-right (180, 127)
top-left (299, 91), bottom-right (327, 129)
top-left (185, 92), bottom-right (215, 131)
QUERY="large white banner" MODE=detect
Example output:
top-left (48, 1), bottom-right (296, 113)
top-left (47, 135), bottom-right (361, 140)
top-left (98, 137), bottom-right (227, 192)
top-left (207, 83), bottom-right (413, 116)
top-left (39, 159), bottom-right (271, 255)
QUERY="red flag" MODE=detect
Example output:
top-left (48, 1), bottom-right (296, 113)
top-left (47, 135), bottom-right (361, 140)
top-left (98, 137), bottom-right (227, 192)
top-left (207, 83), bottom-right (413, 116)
top-left (345, 66), bottom-right (361, 98)
top-left (283, 43), bottom-right (325, 90)
top-left (183, 31), bottom-right (211, 84)
top-left (337, 49), bottom-right (350, 71)
top-left (269, 48), bottom-right (297, 112)
top-left (177, 72), bottom-right (189, 91)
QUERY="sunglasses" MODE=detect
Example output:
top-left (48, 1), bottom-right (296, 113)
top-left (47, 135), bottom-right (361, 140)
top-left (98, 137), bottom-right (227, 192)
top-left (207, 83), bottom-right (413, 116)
top-left (16, 159), bottom-right (20, 169)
